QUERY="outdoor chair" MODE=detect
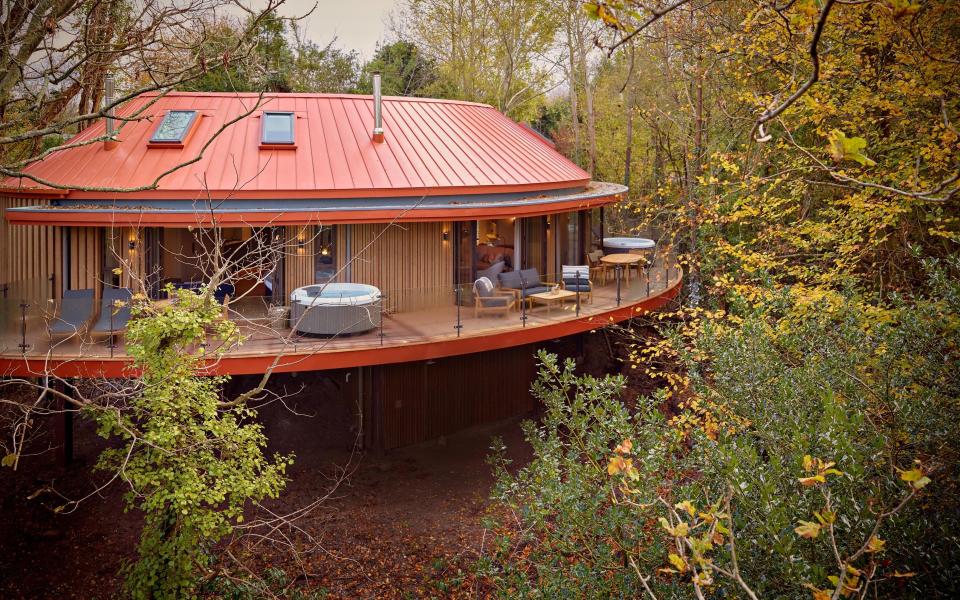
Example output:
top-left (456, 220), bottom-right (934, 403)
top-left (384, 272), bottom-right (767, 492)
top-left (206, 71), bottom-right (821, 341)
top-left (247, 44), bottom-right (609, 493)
top-left (473, 277), bottom-right (516, 318)
top-left (587, 250), bottom-right (612, 285)
top-left (90, 287), bottom-right (133, 341)
top-left (497, 268), bottom-right (555, 307)
top-left (561, 265), bottom-right (593, 304)
top-left (47, 289), bottom-right (95, 339)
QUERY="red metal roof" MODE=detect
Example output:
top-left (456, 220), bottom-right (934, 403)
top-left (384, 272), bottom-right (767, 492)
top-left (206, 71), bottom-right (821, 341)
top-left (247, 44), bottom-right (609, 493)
top-left (2, 92), bottom-right (590, 200)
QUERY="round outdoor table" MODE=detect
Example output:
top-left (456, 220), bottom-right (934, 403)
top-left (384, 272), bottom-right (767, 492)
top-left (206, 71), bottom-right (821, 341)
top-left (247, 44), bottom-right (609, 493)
top-left (600, 253), bottom-right (643, 283)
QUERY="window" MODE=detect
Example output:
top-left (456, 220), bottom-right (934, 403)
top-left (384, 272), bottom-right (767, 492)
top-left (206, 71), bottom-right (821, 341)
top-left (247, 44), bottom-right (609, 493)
top-left (314, 226), bottom-right (337, 283)
top-left (262, 112), bottom-right (295, 145)
top-left (150, 110), bottom-right (197, 143)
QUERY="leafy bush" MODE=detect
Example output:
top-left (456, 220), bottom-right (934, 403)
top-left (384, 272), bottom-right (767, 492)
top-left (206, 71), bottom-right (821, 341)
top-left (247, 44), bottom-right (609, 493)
top-left (94, 287), bottom-right (291, 599)
top-left (477, 271), bottom-right (959, 598)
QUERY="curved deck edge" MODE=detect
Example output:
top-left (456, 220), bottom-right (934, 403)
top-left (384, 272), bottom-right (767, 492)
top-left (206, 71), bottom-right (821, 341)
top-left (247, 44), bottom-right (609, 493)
top-left (0, 280), bottom-right (682, 379)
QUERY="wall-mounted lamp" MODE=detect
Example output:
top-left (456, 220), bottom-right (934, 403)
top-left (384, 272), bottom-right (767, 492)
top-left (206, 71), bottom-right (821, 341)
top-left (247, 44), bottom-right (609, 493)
top-left (442, 230), bottom-right (450, 242)
top-left (296, 236), bottom-right (305, 253)
top-left (128, 239), bottom-right (136, 251)
top-left (320, 246), bottom-right (330, 256)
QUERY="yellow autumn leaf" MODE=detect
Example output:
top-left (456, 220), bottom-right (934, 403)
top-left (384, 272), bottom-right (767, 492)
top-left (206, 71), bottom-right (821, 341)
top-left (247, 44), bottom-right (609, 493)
top-left (799, 474), bottom-right (825, 487)
top-left (866, 536), bottom-right (886, 553)
top-left (803, 584), bottom-right (831, 600)
top-left (675, 500), bottom-right (696, 518)
top-left (614, 439), bottom-right (633, 454)
top-left (795, 520), bottom-right (822, 539)
top-left (668, 553), bottom-right (687, 573)
top-left (900, 468), bottom-right (931, 489)
top-left (111, 267), bottom-right (123, 275)
top-left (826, 129), bottom-right (877, 166)
top-left (607, 456), bottom-right (626, 476)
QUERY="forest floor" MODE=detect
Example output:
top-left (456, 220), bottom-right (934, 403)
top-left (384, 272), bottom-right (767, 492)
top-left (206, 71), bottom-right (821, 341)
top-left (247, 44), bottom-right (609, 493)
top-left (0, 328), bottom-right (661, 599)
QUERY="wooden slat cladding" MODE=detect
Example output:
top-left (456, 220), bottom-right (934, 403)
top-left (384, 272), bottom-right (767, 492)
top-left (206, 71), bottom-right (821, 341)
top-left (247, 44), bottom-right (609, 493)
top-left (522, 216), bottom-right (547, 274)
top-left (284, 225), bottom-right (315, 296)
top-left (103, 227), bottom-right (145, 292)
top-left (68, 227), bottom-right (103, 292)
top-left (342, 222), bottom-right (453, 312)
top-left (0, 196), bottom-right (60, 299)
top-left (371, 344), bottom-right (538, 449)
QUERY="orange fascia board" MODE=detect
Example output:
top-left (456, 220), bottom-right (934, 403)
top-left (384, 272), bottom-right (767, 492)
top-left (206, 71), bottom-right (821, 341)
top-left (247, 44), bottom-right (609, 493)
top-left (0, 280), bottom-right (680, 378)
top-left (0, 179), bottom-right (592, 201)
top-left (4, 194), bottom-right (620, 227)
top-left (0, 187), bottom-right (70, 198)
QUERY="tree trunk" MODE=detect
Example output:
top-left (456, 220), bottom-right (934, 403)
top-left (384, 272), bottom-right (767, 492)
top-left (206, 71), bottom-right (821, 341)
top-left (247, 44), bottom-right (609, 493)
top-left (564, 5), bottom-right (581, 167)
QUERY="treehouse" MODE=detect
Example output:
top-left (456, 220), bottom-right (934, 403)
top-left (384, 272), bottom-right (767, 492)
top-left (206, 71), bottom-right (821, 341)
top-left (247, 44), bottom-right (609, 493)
top-left (1, 83), bottom-right (680, 448)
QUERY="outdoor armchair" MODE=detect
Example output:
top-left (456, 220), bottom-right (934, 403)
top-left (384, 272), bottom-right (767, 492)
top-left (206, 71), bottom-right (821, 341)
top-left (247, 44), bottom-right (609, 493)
top-left (47, 289), bottom-right (96, 339)
top-left (90, 288), bottom-right (133, 340)
top-left (561, 265), bottom-right (593, 303)
top-left (473, 277), bottom-right (516, 318)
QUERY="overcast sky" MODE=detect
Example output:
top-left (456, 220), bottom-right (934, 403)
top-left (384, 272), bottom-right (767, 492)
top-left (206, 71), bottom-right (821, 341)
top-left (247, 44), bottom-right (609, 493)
top-left (281, 0), bottom-right (398, 59)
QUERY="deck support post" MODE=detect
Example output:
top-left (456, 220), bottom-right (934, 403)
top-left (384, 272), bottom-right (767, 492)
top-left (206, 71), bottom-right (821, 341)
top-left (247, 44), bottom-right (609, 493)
top-left (108, 307), bottom-right (116, 357)
top-left (615, 265), bottom-right (623, 306)
top-left (575, 272), bottom-right (581, 317)
top-left (454, 285), bottom-right (462, 337)
top-left (519, 271), bottom-right (527, 327)
top-left (18, 301), bottom-right (30, 353)
top-left (50, 377), bottom-right (74, 468)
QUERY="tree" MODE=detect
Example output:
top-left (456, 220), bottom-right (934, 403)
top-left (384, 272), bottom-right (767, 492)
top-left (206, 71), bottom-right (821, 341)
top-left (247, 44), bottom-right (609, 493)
top-left (0, 0), bottom-right (292, 190)
top-left (290, 34), bottom-right (360, 93)
top-left (356, 40), bottom-right (440, 96)
top-left (400, 0), bottom-right (561, 119)
top-left (583, 0), bottom-right (959, 299)
top-left (188, 16), bottom-right (360, 94)
top-left (95, 286), bottom-right (291, 598)
top-left (479, 272), bottom-right (960, 597)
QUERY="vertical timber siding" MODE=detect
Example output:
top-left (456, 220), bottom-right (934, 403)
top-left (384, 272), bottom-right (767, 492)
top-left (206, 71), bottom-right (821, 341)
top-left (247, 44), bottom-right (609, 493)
top-left (371, 344), bottom-right (538, 449)
top-left (284, 225), bottom-right (315, 295)
top-left (342, 222), bottom-right (453, 312)
top-left (0, 196), bottom-right (61, 299)
top-left (104, 227), bottom-right (145, 291)
top-left (68, 227), bottom-right (103, 292)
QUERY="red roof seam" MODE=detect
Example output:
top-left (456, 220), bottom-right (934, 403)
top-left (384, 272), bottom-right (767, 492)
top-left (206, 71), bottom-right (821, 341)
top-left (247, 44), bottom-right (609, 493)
top-left (4, 93), bottom-right (589, 196)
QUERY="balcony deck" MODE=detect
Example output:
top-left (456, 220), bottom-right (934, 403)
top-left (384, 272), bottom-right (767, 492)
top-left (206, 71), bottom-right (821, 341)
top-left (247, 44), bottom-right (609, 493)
top-left (0, 263), bottom-right (681, 378)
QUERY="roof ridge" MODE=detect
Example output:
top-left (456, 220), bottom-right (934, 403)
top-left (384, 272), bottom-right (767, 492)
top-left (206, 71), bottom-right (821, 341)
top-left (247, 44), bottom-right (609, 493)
top-left (140, 91), bottom-right (494, 109)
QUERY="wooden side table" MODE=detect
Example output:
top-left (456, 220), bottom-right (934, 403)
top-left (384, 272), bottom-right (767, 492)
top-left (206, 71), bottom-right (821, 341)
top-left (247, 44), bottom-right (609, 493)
top-left (528, 289), bottom-right (577, 313)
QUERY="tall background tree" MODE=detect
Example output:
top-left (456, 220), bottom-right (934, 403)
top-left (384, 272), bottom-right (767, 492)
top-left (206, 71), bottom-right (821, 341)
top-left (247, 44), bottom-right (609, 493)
top-left (0, 0), bottom-right (292, 189)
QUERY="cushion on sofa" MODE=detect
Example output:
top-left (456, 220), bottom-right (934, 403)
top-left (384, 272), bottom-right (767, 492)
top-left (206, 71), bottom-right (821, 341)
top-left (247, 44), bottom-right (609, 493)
top-left (520, 285), bottom-right (552, 297)
top-left (519, 268), bottom-right (543, 286)
top-left (479, 296), bottom-right (510, 307)
top-left (478, 260), bottom-right (505, 282)
top-left (498, 270), bottom-right (523, 289)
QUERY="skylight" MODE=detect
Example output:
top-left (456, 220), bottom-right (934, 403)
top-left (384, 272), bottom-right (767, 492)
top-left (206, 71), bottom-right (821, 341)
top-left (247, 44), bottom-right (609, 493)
top-left (262, 112), bottom-right (295, 145)
top-left (150, 110), bottom-right (197, 143)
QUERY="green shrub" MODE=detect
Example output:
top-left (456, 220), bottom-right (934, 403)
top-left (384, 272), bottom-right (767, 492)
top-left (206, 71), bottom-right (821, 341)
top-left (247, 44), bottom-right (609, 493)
top-left (477, 270), bottom-right (959, 598)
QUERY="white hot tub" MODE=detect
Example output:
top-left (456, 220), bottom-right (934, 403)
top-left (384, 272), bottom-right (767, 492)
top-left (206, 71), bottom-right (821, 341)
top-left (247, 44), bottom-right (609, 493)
top-left (289, 283), bottom-right (382, 335)
top-left (603, 237), bottom-right (655, 254)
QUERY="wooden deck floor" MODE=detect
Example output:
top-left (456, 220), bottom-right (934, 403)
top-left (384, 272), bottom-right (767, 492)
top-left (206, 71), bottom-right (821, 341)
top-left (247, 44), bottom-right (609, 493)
top-left (0, 264), bottom-right (680, 374)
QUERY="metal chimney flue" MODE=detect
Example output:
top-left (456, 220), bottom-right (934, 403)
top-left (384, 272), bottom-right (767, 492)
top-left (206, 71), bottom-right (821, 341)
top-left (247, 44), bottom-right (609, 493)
top-left (372, 72), bottom-right (384, 143)
top-left (103, 73), bottom-right (117, 149)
